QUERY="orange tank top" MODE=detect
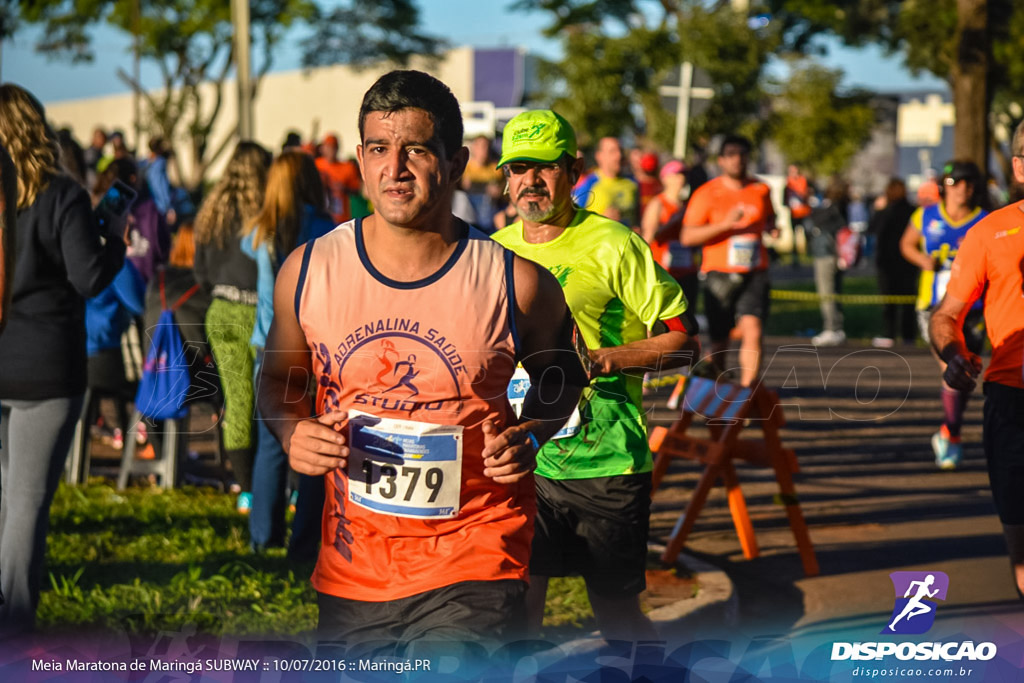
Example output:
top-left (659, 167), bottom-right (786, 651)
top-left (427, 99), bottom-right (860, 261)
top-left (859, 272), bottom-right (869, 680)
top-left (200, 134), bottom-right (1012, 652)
top-left (649, 194), bottom-right (698, 277)
top-left (295, 218), bottom-right (533, 602)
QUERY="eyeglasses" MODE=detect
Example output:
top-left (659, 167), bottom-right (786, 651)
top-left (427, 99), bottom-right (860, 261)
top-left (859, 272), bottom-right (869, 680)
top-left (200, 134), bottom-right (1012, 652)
top-left (502, 162), bottom-right (562, 178)
top-left (944, 177), bottom-right (969, 186)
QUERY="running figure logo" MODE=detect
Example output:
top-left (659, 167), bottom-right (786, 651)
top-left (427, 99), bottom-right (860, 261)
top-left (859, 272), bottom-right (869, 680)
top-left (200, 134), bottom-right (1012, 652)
top-left (882, 571), bottom-right (949, 635)
top-left (384, 354), bottom-right (420, 398)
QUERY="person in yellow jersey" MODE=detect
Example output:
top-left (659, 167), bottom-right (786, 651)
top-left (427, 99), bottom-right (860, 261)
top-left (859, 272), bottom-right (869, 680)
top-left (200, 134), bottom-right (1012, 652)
top-left (573, 137), bottom-right (640, 230)
top-left (900, 160), bottom-right (988, 470)
top-left (493, 110), bottom-right (701, 642)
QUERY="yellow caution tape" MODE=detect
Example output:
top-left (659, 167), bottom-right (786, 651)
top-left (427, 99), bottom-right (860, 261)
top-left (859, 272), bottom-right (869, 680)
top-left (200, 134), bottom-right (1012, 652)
top-left (643, 374), bottom-right (686, 390)
top-left (771, 289), bottom-right (917, 304)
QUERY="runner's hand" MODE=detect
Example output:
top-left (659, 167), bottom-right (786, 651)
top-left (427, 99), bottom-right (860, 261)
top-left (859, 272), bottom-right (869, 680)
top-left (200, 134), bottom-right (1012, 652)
top-left (286, 410), bottom-right (350, 475)
top-left (481, 419), bottom-right (537, 484)
top-left (942, 353), bottom-right (981, 392)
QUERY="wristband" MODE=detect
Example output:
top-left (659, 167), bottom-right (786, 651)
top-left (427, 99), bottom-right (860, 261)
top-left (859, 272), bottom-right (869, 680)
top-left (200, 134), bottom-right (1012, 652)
top-left (526, 431), bottom-right (540, 451)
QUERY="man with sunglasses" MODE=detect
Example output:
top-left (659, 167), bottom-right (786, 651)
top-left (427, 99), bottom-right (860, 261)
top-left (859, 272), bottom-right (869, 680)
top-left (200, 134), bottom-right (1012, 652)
top-left (930, 121), bottom-right (1024, 598)
top-left (900, 160), bottom-right (987, 469)
top-left (683, 134), bottom-right (776, 387)
top-left (492, 110), bottom-right (700, 641)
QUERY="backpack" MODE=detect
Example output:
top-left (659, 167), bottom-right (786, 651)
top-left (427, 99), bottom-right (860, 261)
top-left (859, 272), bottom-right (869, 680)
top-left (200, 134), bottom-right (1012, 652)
top-left (134, 271), bottom-right (200, 420)
top-left (836, 226), bottom-right (863, 271)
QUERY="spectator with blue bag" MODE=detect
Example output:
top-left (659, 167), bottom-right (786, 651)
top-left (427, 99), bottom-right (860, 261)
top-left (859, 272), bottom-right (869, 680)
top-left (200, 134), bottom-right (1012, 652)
top-left (243, 150), bottom-right (333, 555)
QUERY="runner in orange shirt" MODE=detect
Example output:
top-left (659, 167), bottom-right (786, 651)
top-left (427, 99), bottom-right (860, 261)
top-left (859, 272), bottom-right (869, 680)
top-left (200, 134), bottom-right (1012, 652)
top-left (258, 70), bottom-right (588, 656)
top-left (683, 134), bottom-right (776, 386)
top-left (930, 120), bottom-right (1024, 598)
top-left (784, 164), bottom-right (813, 267)
top-left (315, 133), bottom-right (362, 225)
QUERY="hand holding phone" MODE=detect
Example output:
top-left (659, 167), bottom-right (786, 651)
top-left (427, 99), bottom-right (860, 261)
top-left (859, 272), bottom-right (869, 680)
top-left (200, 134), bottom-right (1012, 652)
top-left (94, 179), bottom-right (138, 239)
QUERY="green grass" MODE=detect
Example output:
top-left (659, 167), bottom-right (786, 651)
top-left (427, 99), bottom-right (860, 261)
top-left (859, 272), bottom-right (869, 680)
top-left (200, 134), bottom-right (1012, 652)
top-left (766, 275), bottom-right (900, 341)
top-left (40, 481), bottom-right (317, 636)
top-left (39, 481), bottom-right (597, 640)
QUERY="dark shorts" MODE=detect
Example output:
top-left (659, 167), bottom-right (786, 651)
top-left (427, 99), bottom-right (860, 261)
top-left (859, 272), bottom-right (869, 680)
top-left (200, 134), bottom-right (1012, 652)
top-left (531, 473), bottom-right (651, 598)
top-left (983, 382), bottom-right (1024, 525)
top-left (316, 579), bottom-right (526, 659)
top-left (702, 269), bottom-right (771, 342)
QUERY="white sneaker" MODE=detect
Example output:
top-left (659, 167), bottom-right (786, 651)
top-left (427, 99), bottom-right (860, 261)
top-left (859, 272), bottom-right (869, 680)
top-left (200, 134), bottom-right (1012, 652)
top-left (812, 330), bottom-right (846, 346)
top-left (872, 337), bottom-right (895, 348)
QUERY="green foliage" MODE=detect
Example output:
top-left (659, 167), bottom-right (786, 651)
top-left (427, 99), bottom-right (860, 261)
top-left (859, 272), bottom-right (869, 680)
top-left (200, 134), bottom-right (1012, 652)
top-left (303, 0), bottom-right (447, 69)
top-left (536, 27), bottom-right (679, 148)
top-left (677, 3), bottom-right (781, 146)
top-left (772, 61), bottom-right (875, 176)
top-left (13, 0), bottom-right (443, 188)
top-left (516, 1), bottom-right (780, 153)
top-left (768, 1), bottom-right (1024, 171)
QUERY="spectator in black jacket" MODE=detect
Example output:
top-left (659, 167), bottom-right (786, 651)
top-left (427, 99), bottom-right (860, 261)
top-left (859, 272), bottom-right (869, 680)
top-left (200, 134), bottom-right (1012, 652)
top-left (0, 142), bottom-right (15, 334)
top-left (0, 84), bottom-right (126, 632)
top-left (870, 178), bottom-right (919, 347)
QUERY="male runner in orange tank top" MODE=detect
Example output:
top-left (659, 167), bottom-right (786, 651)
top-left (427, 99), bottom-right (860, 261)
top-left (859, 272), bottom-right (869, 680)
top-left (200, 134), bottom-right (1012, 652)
top-left (258, 71), bottom-right (589, 660)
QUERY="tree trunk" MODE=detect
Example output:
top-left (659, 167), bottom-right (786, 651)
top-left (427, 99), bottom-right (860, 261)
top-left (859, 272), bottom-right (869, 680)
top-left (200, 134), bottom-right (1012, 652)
top-left (951, 0), bottom-right (989, 173)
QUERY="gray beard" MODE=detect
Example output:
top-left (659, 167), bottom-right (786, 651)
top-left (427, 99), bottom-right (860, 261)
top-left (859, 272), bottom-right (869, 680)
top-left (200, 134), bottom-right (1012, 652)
top-left (518, 198), bottom-right (555, 222)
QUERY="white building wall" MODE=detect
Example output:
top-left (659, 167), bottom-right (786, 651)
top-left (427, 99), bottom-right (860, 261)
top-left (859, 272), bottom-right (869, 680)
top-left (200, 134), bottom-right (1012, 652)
top-left (43, 47), bottom-right (476, 183)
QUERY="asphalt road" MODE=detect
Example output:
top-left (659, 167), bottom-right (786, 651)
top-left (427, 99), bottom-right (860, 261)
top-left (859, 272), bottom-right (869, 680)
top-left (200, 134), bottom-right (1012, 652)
top-left (646, 336), bottom-right (1023, 660)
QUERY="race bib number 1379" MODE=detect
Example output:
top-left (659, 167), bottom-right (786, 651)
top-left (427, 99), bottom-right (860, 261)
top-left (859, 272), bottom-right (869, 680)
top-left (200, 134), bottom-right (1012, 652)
top-left (347, 410), bottom-right (463, 519)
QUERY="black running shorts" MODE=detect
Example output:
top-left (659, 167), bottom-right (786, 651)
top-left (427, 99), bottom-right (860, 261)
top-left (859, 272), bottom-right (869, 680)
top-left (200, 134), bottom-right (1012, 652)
top-left (316, 579), bottom-right (526, 658)
top-left (530, 472), bottom-right (652, 598)
top-left (702, 269), bottom-right (771, 342)
top-left (983, 382), bottom-right (1024, 525)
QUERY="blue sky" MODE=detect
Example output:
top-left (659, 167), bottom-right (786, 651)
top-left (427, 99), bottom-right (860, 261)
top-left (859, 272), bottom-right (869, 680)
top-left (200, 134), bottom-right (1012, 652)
top-left (1, 0), bottom-right (945, 104)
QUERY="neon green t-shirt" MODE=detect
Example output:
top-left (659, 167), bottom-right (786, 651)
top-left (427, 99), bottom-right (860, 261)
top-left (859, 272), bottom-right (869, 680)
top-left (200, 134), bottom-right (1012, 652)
top-left (493, 209), bottom-right (689, 479)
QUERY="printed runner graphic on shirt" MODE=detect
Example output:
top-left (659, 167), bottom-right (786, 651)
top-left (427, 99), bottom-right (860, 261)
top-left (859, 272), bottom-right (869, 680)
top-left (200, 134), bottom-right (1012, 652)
top-left (316, 316), bottom-right (469, 415)
top-left (318, 317), bottom-right (472, 556)
top-left (346, 410), bottom-right (463, 519)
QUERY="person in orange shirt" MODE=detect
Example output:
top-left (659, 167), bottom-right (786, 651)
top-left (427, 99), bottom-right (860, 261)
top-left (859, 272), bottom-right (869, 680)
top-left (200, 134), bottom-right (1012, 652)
top-left (315, 133), bottom-right (362, 225)
top-left (917, 168), bottom-right (941, 208)
top-left (683, 134), bottom-right (776, 386)
top-left (258, 70), bottom-right (588, 656)
top-left (784, 163), bottom-right (813, 267)
top-left (930, 120), bottom-right (1024, 598)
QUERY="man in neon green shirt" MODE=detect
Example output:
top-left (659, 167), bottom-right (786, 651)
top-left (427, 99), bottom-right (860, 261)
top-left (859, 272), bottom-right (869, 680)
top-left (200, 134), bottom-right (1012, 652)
top-left (493, 110), bottom-right (700, 641)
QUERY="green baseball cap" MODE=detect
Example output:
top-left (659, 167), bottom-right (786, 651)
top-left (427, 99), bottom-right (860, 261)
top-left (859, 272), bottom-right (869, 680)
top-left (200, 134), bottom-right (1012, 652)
top-left (498, 110), bottom-right (577, 168)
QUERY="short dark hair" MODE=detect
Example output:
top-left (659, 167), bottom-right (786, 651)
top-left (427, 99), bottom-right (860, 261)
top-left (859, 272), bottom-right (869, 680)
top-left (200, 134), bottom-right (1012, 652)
top-left (358, 70), bottom-right (463, 159)
top-left (719, 134), bottom-right (752, 156)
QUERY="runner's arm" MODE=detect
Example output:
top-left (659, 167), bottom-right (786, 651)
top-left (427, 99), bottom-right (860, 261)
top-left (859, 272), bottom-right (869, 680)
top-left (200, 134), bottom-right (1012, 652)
top-left (929, 292), bottom-right (981, 392)
top-left (259, 248), bottom-right (351, 476)
top-left (899, 223), bottom-right (934, 271)
top-left (589, 317), bottom-right (700, 379)
top-left (681, 206), bottom-right (744, 246)
top-left (480, 257), bottom-right (588, 483)
top-left (640, 197), bottom-right (661, 244)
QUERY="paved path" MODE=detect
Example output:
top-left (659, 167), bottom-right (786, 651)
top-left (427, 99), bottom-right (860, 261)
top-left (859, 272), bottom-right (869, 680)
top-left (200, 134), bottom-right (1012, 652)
top-left (645, 337), bottom-right (1022, 679)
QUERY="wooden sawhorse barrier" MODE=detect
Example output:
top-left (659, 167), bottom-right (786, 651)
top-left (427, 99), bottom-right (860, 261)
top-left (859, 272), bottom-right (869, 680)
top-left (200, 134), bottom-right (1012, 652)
top-left (650, 376), bottom-right (819, 577)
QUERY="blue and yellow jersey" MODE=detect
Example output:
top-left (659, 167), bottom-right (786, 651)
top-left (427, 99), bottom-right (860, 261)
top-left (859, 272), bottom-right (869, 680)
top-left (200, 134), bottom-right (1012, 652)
top-left (912, 203), bottom-right (987, 310)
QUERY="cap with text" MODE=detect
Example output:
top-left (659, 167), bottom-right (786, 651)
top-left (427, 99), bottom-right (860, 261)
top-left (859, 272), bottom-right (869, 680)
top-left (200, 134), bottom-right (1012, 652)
top-left (498, 110), bottom-right (577, 168)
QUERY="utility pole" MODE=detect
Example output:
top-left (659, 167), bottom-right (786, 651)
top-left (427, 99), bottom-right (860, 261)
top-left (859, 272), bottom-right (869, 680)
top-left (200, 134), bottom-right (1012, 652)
top-left (132, 0), bottom-right (142, 153)
top-left (231, 0), bottom-right (254, 140)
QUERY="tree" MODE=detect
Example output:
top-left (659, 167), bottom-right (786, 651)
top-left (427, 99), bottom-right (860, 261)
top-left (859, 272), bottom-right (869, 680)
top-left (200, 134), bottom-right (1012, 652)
top-left (14, 0), bottom-right (444, 189)
top-left (767, 0), bottom-right (1019, 177)
top-left (513, 0), bottom-right (780, 154)
top-left (771, 61), bottom-right (875, 177)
